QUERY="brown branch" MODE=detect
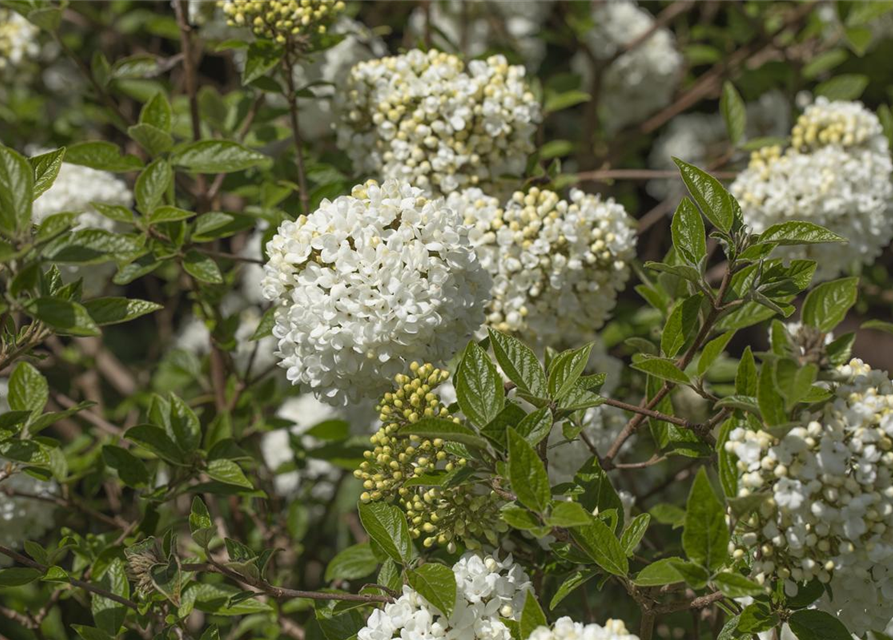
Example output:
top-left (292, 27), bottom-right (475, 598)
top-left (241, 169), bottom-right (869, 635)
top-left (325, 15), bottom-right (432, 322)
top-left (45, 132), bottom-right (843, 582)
top-left (600, 397), bottom-right (693, 428)
top-left (282, 50), bottom-right (311, 215)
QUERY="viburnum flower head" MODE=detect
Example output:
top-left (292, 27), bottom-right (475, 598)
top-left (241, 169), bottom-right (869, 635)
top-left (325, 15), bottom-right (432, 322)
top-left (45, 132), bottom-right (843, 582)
top-left (726, 358), bottom-right (893, 635)
top-left (0, 8), bottom-right (39, 73)
top-left (220, 0), bottom-right (345, 43)
top-left (528, 617), bottom-right (640, 640)
top-left (261, 179), bottom-right (491, 406)
top-left (448, 186), bottom-right (635, 350)
top-left (357, 552), bottom-right (531, 640)
top-left (336, 49), bottom-right (541, 197)
top-left (730, 98), bottom-right (893, 281)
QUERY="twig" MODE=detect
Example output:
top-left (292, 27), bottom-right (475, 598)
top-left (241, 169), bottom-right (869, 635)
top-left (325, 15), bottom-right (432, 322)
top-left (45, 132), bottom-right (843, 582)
top-left (281, 50), bottom-right (311, 215)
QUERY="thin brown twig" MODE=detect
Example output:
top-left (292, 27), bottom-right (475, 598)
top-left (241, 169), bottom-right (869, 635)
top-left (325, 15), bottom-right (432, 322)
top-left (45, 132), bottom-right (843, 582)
top-left (282, 49), bottom-right (311, 215)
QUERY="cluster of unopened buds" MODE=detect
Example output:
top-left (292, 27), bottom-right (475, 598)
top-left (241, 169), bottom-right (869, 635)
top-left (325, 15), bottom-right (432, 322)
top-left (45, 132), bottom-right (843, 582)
top-left (791, 99), bottom-right (877, 152)
top-left (355, 363), bottom-right (505, 549)
top-left (220, 0), bottom-right (345, 43)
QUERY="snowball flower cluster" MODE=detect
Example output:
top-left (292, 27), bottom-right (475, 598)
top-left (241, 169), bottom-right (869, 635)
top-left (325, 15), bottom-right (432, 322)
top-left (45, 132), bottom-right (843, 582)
top-left (407, 1), bottom-right (551, 69)
top-left (261, 179), bottom-right (490, 406)
top-left (220, 0), bottom-right (345, 43)
top-left (726, 358), bottom-right (893, 635)
top-left (449, 187), bottom-right (635, 350)
top-left (336, 49), bottom-right (541, 197)
top-left (571, 1), bottom-right (682, 132)
top-left (0, 9), bottom-right (39, 73)
top-left (358, 553), bottom-right (531, 640)
top-left (730, 98), bottom-right (893, 281)
top-left (528, 617), bottom-right (639, 640)
top-left (31, 159), bottom-right (133, 230)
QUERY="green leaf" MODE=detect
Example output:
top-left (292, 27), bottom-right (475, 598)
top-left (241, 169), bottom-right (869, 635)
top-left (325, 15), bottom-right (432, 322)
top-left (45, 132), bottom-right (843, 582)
top-left (549, 571), bottom-right (596, 610)
top-left (357, 502), bottom-right (412, 565)
top-left (802, 49), bottom-right (848, 79)
top-left (620, 514), bottom-right (650, 555)
top-left (183, 250), bottom-right (223, 284)
top-left (25, 298), bottom-right (100, 337)
top-left (125, 424), bottom-right (187, 465)
top-left (788, 610), bottom-right (852, 640)
top-left (673, 157), bottom-right (739, 234)
top-left (0, 567), bottom-right (43, 586)
top-left (519, 592), bottom-right (548, 639)
top-left (682, 468), bottom-right (729, 571)
top-left (242, 40), bottom-right (284, 85)
top-left (140, 92), bottom-right (172, 132)
top-left (128, 123), bottom-right (174, 156)
top-left (101, 445), bottom-right (150, 487)
top-left (775, 359), bottom-right (817, 411)
top-left (671, 198), bottom-right (707, 266)
top-left (547, 343), bottom-right (592, 400)
top-left (669, 560), bottom-right (709, 590)
top-left (546, 501), bottom-right (592, 527)
top-left (758, 360), bottom-right (787, 426)
top-left (171, 140), bottom-right (269, 173)
top-left (863, 320), bottom-right (893, 335)
top-left (43, 228), bottom-right (142, 263)
top-left (73, 627), bottom-right (113, 640)
top-left (514, 406), bottom-right (554, 446)
top-left (29, 147), bottom-right (65, 199)
top-left (170, 394), bottom-right (201, 452)
top-left (737, 601), bottom-right (777, 633)
top-left (65, 141), bottom-right (143, 172)
top-left (84, 298), bottom-right (162, 326)
top-left (455, 342), bottom-right (504, 428)
top-left (91, 202), bottom-right (134, 224)
top-left (396, 417), bottom-right (489, 449)
top-left (662, 294), bottom-right (703, 358)
top-left (206, 459), bottom-right (253, 488)
top-left (189, 496), bottom-right (215, 548)
top-left (720, 81), bottom-right (746, 145)
top-left (544, 90), bottom-right (590, 113)
top-left (815, 74), bottom-right (869, 101)
top-left (631, 357), bottom-right (691, 386)
top-left (507, 428), bottom-right (551, 513)
top-left (324, 543), bottom-right (378, 582)
top-left (713, 571), bottom-right (764, 598)
top-left (698, 330), bottom-right (735, 377)
top-left (633, 558), bottom-right (684, 587)
top-left (8, 361), bottom-right (48, 413)
top-left (134, 158), bottom-right (171, 214)
top-left (147, 206), bottom-right (195, 224)
top-left (570, 517), bottom-right (629, 576)
top-left (191, 211), bottom-right (255, 241)
top-left (92, 559), bottom-right (128, 635)
top-left (488, 328), bottom-right (547, 398)
top-left (0, 145), bottom-right (33, 235)
top-left (736, 346), bottom-right (757, 395)
top-left (574, 457), bottom-right (624, 531)
top-left (759, 221), bottom-right (846, 246)
top-left (801, 277), bottom-right (858, 332)
top-left (407, 564), bottom-right (457, 618)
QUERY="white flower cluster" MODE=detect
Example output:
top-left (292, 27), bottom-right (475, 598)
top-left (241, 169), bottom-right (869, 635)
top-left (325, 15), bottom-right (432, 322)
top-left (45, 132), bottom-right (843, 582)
top-left (647, 91), bottom-right (791, 200)
top-left (261, 179), bottom-right (490, 406)
top-left (0, 9), bottom-right (39, 74)
top-left (292, 18), bottom-right (387, 141)
top-left (571, 1), bottom-right (682, 132)
top-left (407, 1), bottom-right (551, 70)
top-left (358, 553), bottom-right (531, 640)
top-left (260, 394), bottom-right (376, 498)
top-left (31, 160), bottom-right (133, 231)
top-left (336, 49), bottom-right (541, 197)
top-left (448, 186), bottom-right (635, 351)
top-left (730, 98), bottom-right (893, 282)
top-left (726, 358), bottom-right (893, 635)
top-left (528, 617), bottom-right (639, 640)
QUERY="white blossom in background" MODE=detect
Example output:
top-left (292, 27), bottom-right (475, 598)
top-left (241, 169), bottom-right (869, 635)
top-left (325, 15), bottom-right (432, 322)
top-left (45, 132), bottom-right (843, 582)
top-left (291, 18), bottom-right (387, 140)
top-left (357, 552), bottom-right (531, 640)
top-left (726, 358), bottom-right (893, 635)
top-left (0, 9), bottom-right (39, 74)
top-left (647, 91), bottom-right (792, 200)
top-left (730, 98), bottom-right (893, 282)
top-left (260, 395), bottom-right (377, 498)
top-left (31, 160), bottom-right (133, 231)
top-left (449, 186), bottom-right (635, 351)
top-left (571, 0), bottom-right (683, 132)
top-left (336, 49), bottom-right (541, 197)
top-left (262, 179), bottom-right (491, 406)
top-left (528, 617), bottom-right (640, 640)
top-left (407, 0), bottom-right (552, 70)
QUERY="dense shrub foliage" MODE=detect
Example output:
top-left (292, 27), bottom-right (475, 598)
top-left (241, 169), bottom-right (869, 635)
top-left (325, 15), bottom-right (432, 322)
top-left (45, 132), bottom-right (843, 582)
top-left (3, 2), bottom-right (893, 640)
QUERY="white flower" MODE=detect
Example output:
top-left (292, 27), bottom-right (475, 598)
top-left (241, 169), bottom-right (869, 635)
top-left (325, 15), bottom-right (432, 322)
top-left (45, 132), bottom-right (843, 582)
top-left (571, 1), bottom-right (682, 132)
top-left (449, 186), bottom-right (635, 351)
top-left (406, 1), bottom-right (552, 70)
top-left (528, 616), bottom-right (639, 640)
top-left (0, 9), bottom-right (39, 73)
top-left (727, 358), bottom-right (893, 635)
top-left (730, 98), bottom-right (893, 282)
top-left (261, 179), bottom-right (491, 406)
top-left (31, 159), bottom-right (133, 231)
top-left (357, 552), bottom-right (531, 640)
top-left (336, 49), bottom-right (541, 197)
